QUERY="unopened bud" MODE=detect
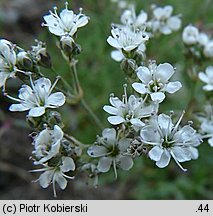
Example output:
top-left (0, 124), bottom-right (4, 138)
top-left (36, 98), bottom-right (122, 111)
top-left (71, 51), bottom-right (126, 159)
top-left (37, 47), bottom-right (52, 68)
top-left (120, 58), bottom-right (137, 77)
top-left (17, 51), bottom-right (33, 70)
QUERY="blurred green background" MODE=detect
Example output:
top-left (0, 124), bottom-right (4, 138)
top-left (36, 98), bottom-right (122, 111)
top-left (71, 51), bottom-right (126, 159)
top-left (0, 0), bottom-right (212, 199)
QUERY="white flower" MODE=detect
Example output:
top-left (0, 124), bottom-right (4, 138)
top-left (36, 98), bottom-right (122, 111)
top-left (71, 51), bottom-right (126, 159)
top-left (198, 33), bottom-right (209, 47)
top-left (32, 156), bottom-right (75, 197)
top-left (42, 2), bottom-right (89, 37)
top-left (120, 6), bottom-right (148, 29)
top-left (33, 125), bottom-right (64, 164)
top-left (87, 128), bottom-right (133, 178)
top-left (103, 85), bottom-right (155, 129)
top-left (198, 66), bottom-right (213, 91)
top-left (0, 39), bottom-right (17, 89)
top-left (9, 77), bottom-right (65, 117)
top-left (140, 112), bottom-right (202, 171)
top-left (182, 25), bottom-right (199, 45)
top-left (150, 5), bottom-right (181, 35)
top-left (204, 41), bottom-right (213, 58)
top-left (107, 26), bottom-right (148, 52)
top-left (132, 61), bottom-right (182, 103)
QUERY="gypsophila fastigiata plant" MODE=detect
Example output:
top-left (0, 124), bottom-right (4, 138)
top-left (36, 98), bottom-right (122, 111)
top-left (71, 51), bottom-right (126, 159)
top-left (0, 1), bottom-right (212, 197)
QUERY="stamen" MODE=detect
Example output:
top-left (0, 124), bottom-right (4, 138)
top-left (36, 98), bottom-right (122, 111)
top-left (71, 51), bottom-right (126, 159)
top-left (170, 151), bottom-right (187, 172)
top-left (172, 110), bottom-right (185, 135)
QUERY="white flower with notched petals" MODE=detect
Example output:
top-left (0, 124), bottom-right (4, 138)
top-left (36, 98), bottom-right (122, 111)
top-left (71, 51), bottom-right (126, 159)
top-left (150, 5), bottom-right (181, 35)
top-left (9, 77), bottom-right (65, 117)
top-left (204, 41), bottom-right (213, 58)
top-left (198, 66), bottom-right (213, 91)
top-left (140, 112), bottom-right (202, 171)
top-left (182, 25), bottom-right (199, 45)
top-left (107, 26), bottom-right (148, 52)
top-left (103, 85), bottom-right (155, 129)
top-left (33, 125), bottom-right (64, 165)
top-left (87, 128), bottom-right (133, 178)
top-left (0, 39), bottom-right (17, 89)
top-left (132, 61), bottom-right (182, 103)
top-left (32, 156), bottom-right (75, 197)
top-left (42, 2), bottom-right (89, 37)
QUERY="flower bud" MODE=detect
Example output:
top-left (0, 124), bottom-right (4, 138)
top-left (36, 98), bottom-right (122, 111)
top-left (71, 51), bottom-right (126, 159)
top-left (17, 51), bottom-right (33, 70)
top-left (120, 58), bottom-right (137, 77)
top-left (47, 111), bottom-right (63, 128)
top-left (60, 36), bottom-right (81, 58)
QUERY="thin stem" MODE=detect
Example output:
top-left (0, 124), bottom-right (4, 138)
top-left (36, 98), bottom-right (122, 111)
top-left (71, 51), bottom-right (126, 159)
top-left (64, 133), bottom-right (89, 147)
top-left (81, 98), bottom-right (104, 130)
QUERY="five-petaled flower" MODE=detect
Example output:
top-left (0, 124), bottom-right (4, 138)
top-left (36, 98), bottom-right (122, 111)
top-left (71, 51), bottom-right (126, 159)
top-left (132, 61), bottom-right (182, 103)
top-left (42, 2), bottom-right (89, 38)
top-left (32, 156), bottom-right (75, 197)
top-left (103, 85), bottom-right (155, 129)
top-left (140, 112), bottom-right (202, 171)
top-left (87, 128), bottom-right (134, 178)
top-left (9, 77), bottom-right (65, 117)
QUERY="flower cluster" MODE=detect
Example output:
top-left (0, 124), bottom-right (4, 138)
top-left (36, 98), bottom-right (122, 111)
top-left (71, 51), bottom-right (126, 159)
top-left (182, 25), bottom-right (213, 60)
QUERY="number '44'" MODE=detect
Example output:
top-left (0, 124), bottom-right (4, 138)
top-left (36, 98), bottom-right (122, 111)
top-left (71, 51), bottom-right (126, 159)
top-left (197, 204), bottom-right (209, 212)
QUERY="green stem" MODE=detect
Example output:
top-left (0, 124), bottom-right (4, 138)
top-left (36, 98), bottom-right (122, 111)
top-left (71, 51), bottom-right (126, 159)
top-left (81, 98), bottom-right (104, 130)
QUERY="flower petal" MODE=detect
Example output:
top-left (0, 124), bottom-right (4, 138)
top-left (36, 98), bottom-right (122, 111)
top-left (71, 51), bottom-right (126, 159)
top-left (171, 146), bottom-right (191, 162)
top-left (9, 104), bottom-right (29, 112)
top-left (119, 156), bottom-right (134, 170)
top-left (61, 157), bottom-right (75, 172)
top-left (132, 83), bottom-right (147, 94)
top-left (102, 128), bottom-right (117, 145)
top-left (87, 146), bottom-right (108, 157)
top-left (137, 66), bottom-right (152, 84)
top-left (165, 81), bottom-right (182, 93)
top-left (111, 50), bottom-right (124, 62)
top-left (149, 146), bottom-right (164, 161)
top-left (108, 116), bottom-right (125, 125)
top-left (156, 63), bottom-right (175, 82)
top-left (39, 170), bottom-right (53, 188)
top-left (156, 150), bottom-right (171, 168)
top-left (118, 138), bottom-right (131, 152)
top-left (55, 172), bottom-right (67, 190)
top-left (107, 36), bottom-right (122, 49)
top-left (150, 92), bottom-right (165, 103)
top-left (103, 105), bottom-right (118, 115)
top-left (97, 157), bottom-right (112, 173)
top-left (47, 92), bottom-right (66, 107)
top-left (28, 107), bottom-right (45, 117)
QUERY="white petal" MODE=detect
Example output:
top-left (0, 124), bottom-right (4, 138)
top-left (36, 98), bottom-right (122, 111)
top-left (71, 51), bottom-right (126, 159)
top-left (132, 83), bottom-right (147, 94)
top-left (119, 156), bottom-right (133, 170)
top-left (160, 26), bottom-right (172, 35)
top-left (108, 116), bottom-right (125, 125)
top-left (0, 72), bottom-right (10, 87)
top-left (203, 84), bottom-right (213, 91)
top-left (9, 104), bottom-right (29, 112)
top-left (44, 15), bottom-right (65, 36)
top-left (103, 105), bottom-right (118, 115)
top-left (137, 66), bottom-right (152, 84)
top-left (156, 150), bottom-right (171, 168)
top-left (130, 118), bottom-right (145, 127)
top-left (39, 170), bottom-right (53, 188)
top-left (87, 146), bottom-right (108, 157)
top-left (60, 9), bottom-right (74, 29)
top-left (53, 125), bottom-right (64, 140)
top-left (61, 157), bottom-right (75, 172)
top-left (208, 137), bottom-right (213, 147)
top-left (109, 96), bottom-right (123, 108)
top-left (167, 16), bottom-right (181, 31)
top-left (111, 50), bottom-right (124, 62)
top-left (35, 129), bottom-right (51, 147)
top-left (107, 36), bottom-right (122, 49)
top-left (149, 146), bottom-right (164, 161)
top-left (28, 107), bottom-right (45, 117)
top-left (47, 92), bottom-right (65, 107)
top-left (97, 157), bottom-right (112, 172)
top-left (156, 63), bottom-right (174, 82)
top-left (198, 72), bottom-right (209, 83)
top-left (150, 92), bottom-right (165, 103)
top-left (157, 114), bottom-right (173, 136)
top-left (188, 147), bottom-right (199, 159)
top-left (75, 16), bottom-right (89, 28)
top-left (55, 172), bottom-right (67, 190)
top-left (118, 138), bottom-right (131, 152)
top-left (102, 128), bottom-right (117, 145)
top-left (171, 146), bottom-right (191, 162)
top-left (140, 125), bottom-right (161, 143)
top-left (166, 81), bottom-right (182, 93)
